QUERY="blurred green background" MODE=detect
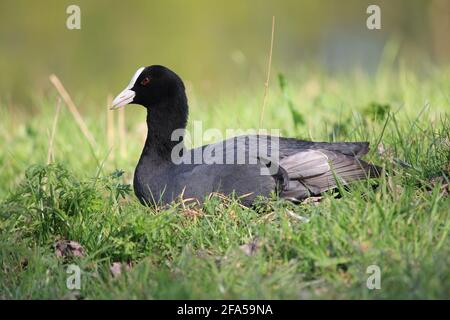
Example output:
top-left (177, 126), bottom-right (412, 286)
top-left (0, 0), bottom-right (449, 107)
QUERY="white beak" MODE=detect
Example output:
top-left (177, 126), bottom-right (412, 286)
top-left (110, 88), bottom-right (135, 110)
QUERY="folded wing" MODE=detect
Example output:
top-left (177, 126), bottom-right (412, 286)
top-left (279, 149), bottom-right (381, 201)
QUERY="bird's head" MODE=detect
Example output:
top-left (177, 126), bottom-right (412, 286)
top-left (111, 65), bottom-right (185, 110)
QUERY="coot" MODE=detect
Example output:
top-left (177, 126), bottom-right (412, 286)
top-left (111, 65), bottom-right (380, 206)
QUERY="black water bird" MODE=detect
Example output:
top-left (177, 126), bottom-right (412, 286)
top-left (111, 65), bottom-right (380, 206)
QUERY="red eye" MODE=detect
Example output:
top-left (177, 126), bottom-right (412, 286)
top-left (141, 77), bottom-right (150, 86)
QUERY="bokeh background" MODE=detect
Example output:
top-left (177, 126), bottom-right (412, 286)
top-left (1, 0), bottom-right (449, 107)
top-left (1, 1), bottom-right (449, 300)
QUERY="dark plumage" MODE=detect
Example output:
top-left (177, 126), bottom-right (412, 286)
top-left (111, 65), bottom-right (381, 206)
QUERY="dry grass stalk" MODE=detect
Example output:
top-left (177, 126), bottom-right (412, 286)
top-left (118, 106), bottom-right (126, 158)
top-left (259, 16), bottom-right (275, 128)
top-left (47, 97), bottom-right (62, 164)
top-left (49, 74), bottom-right (97, 150)
top-left (106, 94), bottom-right (115, 153)
top-left (285, 209), bottom-right (310, 223)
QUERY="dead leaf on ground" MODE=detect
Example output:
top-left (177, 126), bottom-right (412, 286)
top-left (55, 240), bottom-right (85, 258)
top-left (239, 238), bottom-right (260, 256)
top-left (110, 261), bottom-right (132, 278)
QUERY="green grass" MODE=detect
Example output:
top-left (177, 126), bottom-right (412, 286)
top-left (0, 64), bottom-right (449, 299)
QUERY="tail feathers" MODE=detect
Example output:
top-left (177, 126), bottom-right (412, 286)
top-left (304, 160), bottom-right (380, 194)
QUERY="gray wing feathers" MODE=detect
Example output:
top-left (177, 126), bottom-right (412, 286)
top-left (187, 135), bottom-right (378, 203)
top-left (280, 149), bottom-right (380, 200)
top-left (279, 150), bottom-right (331, 179)
top-left (277, 137), bottom-right (370, 158)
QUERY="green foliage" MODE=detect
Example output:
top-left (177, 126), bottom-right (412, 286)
top-left (0, 68), bottom-right (449, 299)
top-left (2, 165), bottom-right (126, 235)
top-left (362, 102), bottom-right (391, 121)
top-left (278, 73), bottom-right (305, 130)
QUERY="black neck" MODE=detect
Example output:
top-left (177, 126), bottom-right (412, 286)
top-left (141, 94), bottom-right (188, 160)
